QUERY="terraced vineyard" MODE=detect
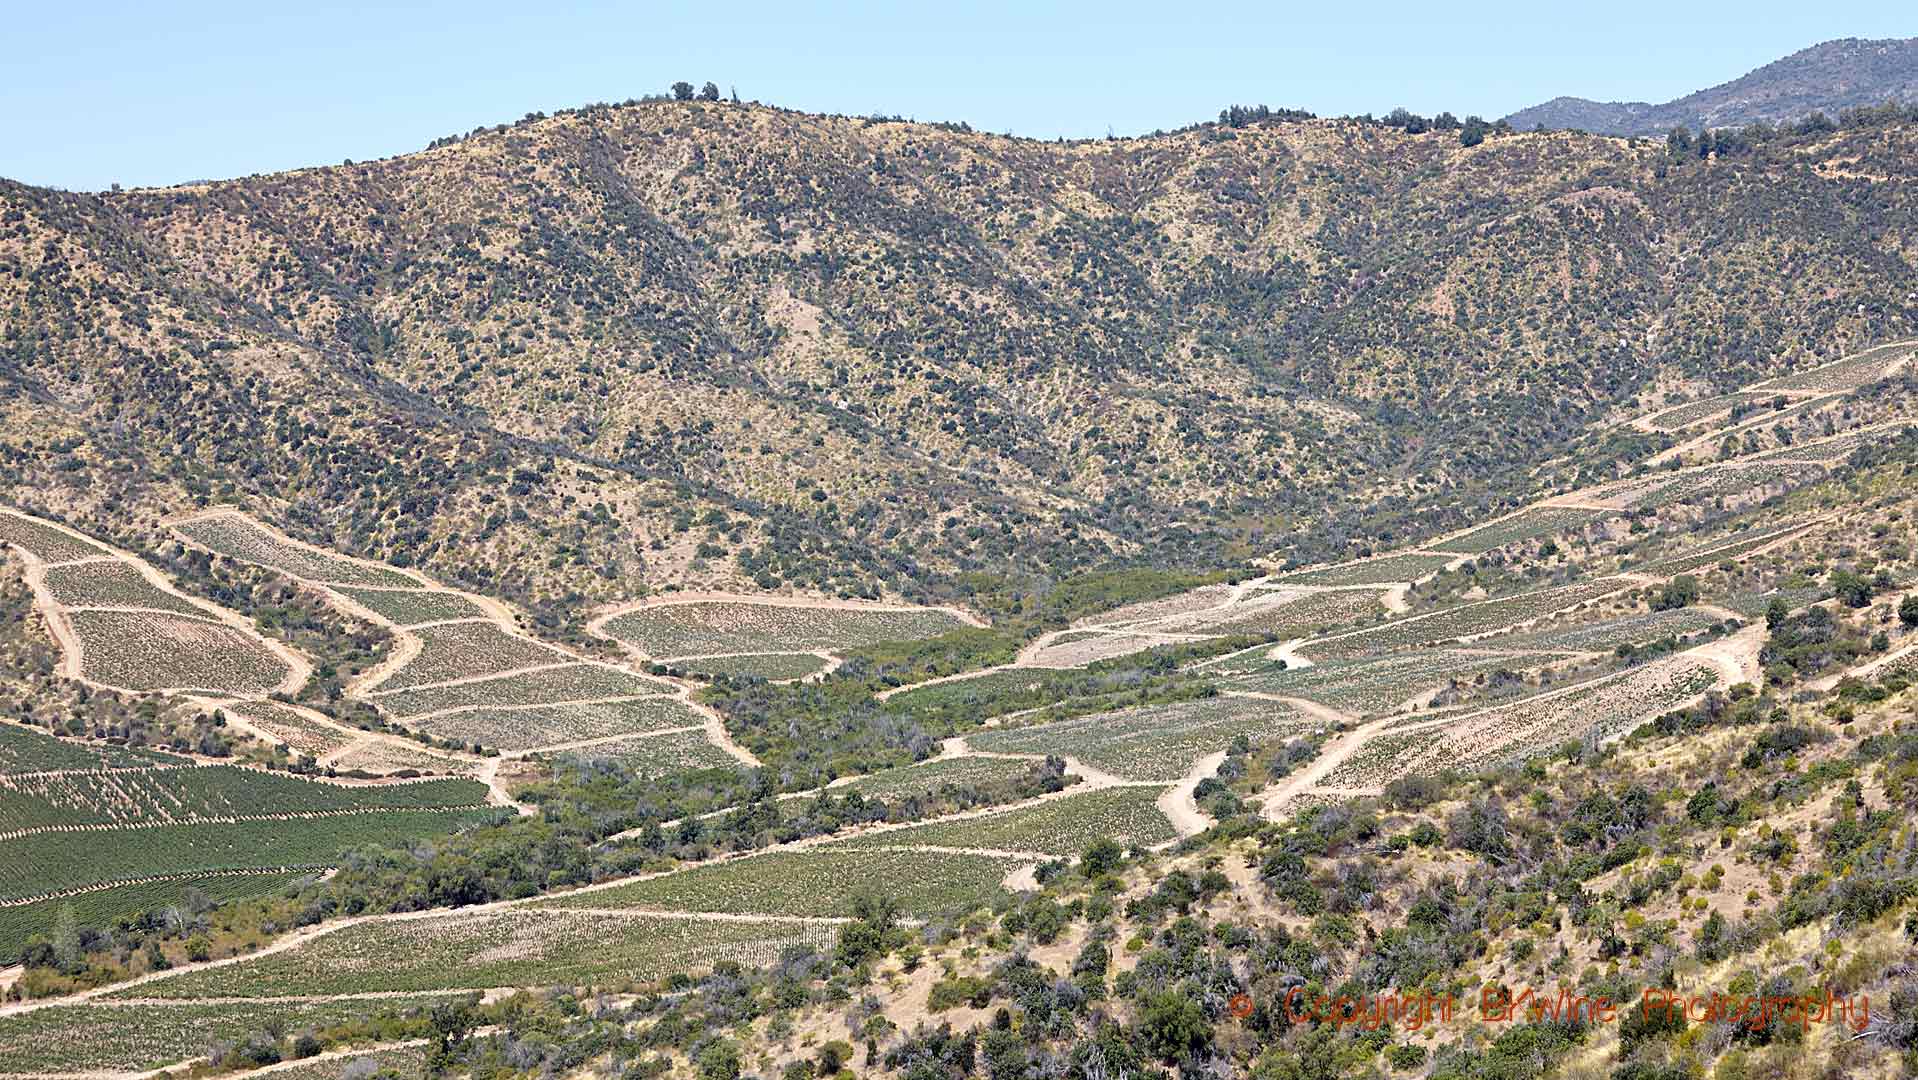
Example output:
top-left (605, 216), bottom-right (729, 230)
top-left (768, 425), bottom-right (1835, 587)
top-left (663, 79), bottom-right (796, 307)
top-left (1748, 340), bottom-right (1915, 393)
top-left (1020, 630), bottom-right (1194, 667)
top-left (829, 786), bottom-right (1178, 855)
top-left (1475, 607), bottom-right (1730, 654)
top-left (1213, 419), bottom-right (1846, 822)
top-left (0, 997), bottom-right (462, 1075)
top-left (0, 721), bottom-right (184, 772)
top-left (1416, 658), bottom-right (1723, 773)
top-left (1149, 587), bottom-right (1387, 637)
top-left (224, 700), bottom-right (360, 758)
top-left (166, 512), bottom-right (725, 769)
top-left (1317, 658), bottom-right (1723, 791)
top-left (0, 530), bottom-right (506, 960)
top-left (113, 908), bottom-right (839, 999)
top-left (173, 511), bottom-right (418, 586)
top-left (877, 668), bottom-right (1069, 711)
top-left (0, 511), bottom-right (111, 563)
top-left (1068, 584), bottom-right (1235, 628)
top-left (1303, 579), bottom-right (1628, 660)
top-left (826, 754), bottom-right (1037, 802)
top-left (372, 663), bottom-right (675, 717)
top-left (1225, 649), bottom-right (1571, 715)
top-left (331, 585), bottom-right (491, 624)
top-left (537, 847), bottom-right (1023, 918)
top-left (1429, 506), bottom-right (1607, 554)
top-left (1274, 552), bottom-right (1456, 585)
top-left (0, 509), bottom-right (308, 702)
top-left (968, 695), bottom-right (1309, 781)
top-left (1720, 585), bottom-right (1830, 617)
top-left (1879, 649), bottom-right (1918, 681)
top-left (0, 870), bottom-right (314, 957)
top-left (0, 334), bottom-right (1907, 1078)
top-left (1626, 460), bottom-right (1827, 510)
top-left (38, 561), bottom-right (201, 614)
top-left (598, 599), bottom-right (968, 660)
top-left (1746, 430), bottom-right (1882, 463)
top-left (0, 767), bottom-right (487, 828)
top-left (325, 739), bottom-right (487, 776)
top-left (1637, 521), bottom-right (1810, 575)
top-left (373, 621), bottom-right (570, 690)
top-left (406, 696), bottom-right (701, 752)
top-left (69, 609), bottom-right (294, 694)
top-left (1643, 392), bottom-right (1766, 431)
top-left (670, 652), bottom-right (832, 680)
top-left (1314, 730), bottom-right (1433, 791)
top-left (0, 809), bottom-right (500, 907)
top-left (1, 782), bottom-right (494, 951)
top-left (261, 1046), bottom-right (430, 1080)
top-left (548, 728), bottom-right (745, 779)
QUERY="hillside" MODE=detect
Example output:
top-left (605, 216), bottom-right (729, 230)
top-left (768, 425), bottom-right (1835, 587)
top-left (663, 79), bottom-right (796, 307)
top-left (0, 338), bottom-right (1914, 1078)
top-left (3, 100), bottom-right (1918, 622)
top-left (1505, 37), bottom-right (1918, 135)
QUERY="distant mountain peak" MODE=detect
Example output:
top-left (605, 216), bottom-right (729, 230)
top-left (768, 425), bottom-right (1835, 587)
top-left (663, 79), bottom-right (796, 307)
top-left (1504, 36), bottom-right (1918, 136)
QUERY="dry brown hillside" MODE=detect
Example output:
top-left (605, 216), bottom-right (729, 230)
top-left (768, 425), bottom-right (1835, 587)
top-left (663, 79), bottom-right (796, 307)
top-left (2, 101), bottom-right (1916, 612)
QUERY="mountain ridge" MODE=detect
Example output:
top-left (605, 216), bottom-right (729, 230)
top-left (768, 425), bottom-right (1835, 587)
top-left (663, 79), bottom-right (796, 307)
top-left (1504, 36), bottom-right (1918, 135)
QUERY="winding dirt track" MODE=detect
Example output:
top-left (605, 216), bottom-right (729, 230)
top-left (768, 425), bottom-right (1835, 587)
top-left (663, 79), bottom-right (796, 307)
top-left (1157, 750), bottom-right (1227, 837)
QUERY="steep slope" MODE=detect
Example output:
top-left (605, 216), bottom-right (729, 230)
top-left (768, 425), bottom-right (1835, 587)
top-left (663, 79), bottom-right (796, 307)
top-left (3, 101), bottom-right (1917, 615)
top-left (1506, 36), bottom-right (1918, 135)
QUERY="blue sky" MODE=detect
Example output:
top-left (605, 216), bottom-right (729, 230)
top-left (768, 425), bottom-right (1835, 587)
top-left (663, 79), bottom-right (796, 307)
top-left (3, 1), bottom-right (1909, 190)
